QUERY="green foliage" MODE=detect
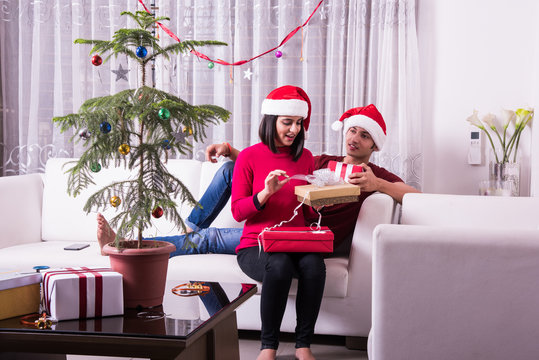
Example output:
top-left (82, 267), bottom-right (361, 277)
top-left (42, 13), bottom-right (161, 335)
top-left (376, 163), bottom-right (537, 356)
top-left (53, 10), bottom-right (230, 248)
top-left (74, 11), bottom-right (226, 65)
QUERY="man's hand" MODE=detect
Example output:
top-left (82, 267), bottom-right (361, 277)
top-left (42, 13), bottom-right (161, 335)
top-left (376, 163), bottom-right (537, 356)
top-left (347, 164), bottom-right (379, 192)
top-left (205, 143), bottom-right (229, 163)
top-left (347, 163), bottom-right (421, 203)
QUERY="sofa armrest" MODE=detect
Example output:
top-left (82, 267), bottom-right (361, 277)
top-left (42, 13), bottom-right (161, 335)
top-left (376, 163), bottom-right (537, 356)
top-left (0, 174), bottom-right (43, 249)
top-left (336, 193), bottom-right (396, 335)
top-left (370, 224), bottom-right (539, 360)
top-left (348, 192), bottom-right (397, 290)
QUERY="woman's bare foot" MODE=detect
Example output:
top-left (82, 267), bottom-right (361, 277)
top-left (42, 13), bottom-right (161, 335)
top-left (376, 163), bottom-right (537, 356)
top-left (256, 349), bottom-right (276, 360)
top-left (295, 347), bottom-right (315, 360)
top-left (97, 213), bottom-right (116, 256)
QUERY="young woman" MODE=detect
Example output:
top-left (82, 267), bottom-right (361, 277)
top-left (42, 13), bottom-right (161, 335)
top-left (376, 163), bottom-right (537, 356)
top-left (231, 85), bottom-right (325, 360)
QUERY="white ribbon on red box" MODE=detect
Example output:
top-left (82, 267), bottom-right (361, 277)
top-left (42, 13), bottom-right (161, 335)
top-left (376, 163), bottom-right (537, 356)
top-left (42, 267), bottom-right (123, 321)
top-left (328, 161), bottom-right (363, 183)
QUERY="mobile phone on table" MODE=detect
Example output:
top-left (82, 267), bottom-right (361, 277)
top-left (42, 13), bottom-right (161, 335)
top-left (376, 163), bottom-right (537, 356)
top-left (63, 243), bottom-right (90, 251)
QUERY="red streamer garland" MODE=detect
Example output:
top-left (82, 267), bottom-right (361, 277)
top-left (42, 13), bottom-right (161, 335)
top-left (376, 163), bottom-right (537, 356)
top-left (138, 0), bottom-right (325, 66)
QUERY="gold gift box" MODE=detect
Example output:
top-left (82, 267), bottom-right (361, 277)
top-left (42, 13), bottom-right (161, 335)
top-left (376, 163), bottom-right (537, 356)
top-left (295, 183), bottom-right (361, 206)
top-left (0, 271), bottom-right (41, 320)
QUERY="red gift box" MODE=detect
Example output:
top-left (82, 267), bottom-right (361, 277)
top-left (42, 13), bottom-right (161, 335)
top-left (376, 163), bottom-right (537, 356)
top-left (260, 226), bottom-right (333, 253)
top-left (328, 160), bottom-right (363, 182)
top-left (42, 267), bottom-right (124, 321)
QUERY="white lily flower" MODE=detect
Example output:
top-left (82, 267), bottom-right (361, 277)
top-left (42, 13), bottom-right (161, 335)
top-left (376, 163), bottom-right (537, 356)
top-left (466, 110), bottom-right (484, 129)
top-left (515, 108), bottom-right (533, 129)
top-left (482, 113), bottom-right (497, 131)
top-left (466, 107), bottom-right (534, 164)
top-left (501, 109), bottom-right (515, 128)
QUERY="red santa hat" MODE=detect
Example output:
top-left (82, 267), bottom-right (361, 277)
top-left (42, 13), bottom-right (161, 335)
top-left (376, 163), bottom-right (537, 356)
top-left (331, 104), bottom-right (386, 151)
top-left (261, 85), bottom-right (311, 132)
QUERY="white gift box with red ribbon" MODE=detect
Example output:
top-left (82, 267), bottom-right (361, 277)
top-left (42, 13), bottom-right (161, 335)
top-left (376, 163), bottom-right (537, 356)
top-left (328, 160), bottom-right (363, 183)
top-left (42, 267), bottom-right (124, 321)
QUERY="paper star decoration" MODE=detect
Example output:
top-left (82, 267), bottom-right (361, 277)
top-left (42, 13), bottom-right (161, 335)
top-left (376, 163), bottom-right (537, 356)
top-left (173, 131), bottom-right (188, 144)
top-left (243, 68), bottom-right (253, 80)
top-left (111, 64), bottom-right (129, 82)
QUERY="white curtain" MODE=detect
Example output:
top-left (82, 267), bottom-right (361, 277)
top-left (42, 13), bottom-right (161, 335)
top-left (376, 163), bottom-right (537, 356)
top-left (0, 0), bottom-right (422, 189)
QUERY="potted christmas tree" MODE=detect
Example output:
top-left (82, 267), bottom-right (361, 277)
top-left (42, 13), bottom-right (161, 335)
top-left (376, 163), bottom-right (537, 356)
top-left (53, 11), bottom-right (230, 308)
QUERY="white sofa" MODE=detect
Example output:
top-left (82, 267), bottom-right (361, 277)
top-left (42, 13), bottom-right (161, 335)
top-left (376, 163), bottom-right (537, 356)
top-left (370, 193), bottom-right (539, 360)
top-left (0, 157), bottom-right (397, 345)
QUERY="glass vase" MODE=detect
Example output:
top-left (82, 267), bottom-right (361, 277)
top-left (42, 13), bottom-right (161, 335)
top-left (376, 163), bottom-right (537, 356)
top-left (489, 162), bottom-right (520, 196)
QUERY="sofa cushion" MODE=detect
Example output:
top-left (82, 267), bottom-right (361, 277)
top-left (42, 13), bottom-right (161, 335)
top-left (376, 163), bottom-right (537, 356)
top-left (0, 174), bottom-right (43, 248)
top-left (0, 242), bottom-right (109, 269)
top-left (167, 254), bottom-right (349, 298)
top-left (401, 193), bottom-right (539, 229)
top-left (0, 241), bottom-right (348, 298)
top-left (41, 158), bottom-right (205, 242)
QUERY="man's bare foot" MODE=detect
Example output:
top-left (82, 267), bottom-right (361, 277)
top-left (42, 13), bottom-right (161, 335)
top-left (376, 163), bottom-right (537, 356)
top-left (295, 347), bottom-right (315, 360)
top-left (256, 349), bottom-right (276, 360)
top-left (97, 213), bottom-right (116, 256)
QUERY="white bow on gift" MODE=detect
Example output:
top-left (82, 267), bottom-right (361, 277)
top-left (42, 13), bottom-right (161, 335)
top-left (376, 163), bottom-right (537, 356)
top-left (288, 168), bottom-right (343, 187)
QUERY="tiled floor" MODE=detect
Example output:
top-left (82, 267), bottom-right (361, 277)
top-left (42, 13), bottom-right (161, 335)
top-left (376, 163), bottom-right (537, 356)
top-left (238, 331), bottom-right (368, 359)
top-left (65, 331), bottom-right (368, 359)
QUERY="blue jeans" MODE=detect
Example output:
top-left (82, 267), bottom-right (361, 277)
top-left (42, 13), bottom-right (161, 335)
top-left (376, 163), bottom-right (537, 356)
top-left (150, 161), bottom-right (240, 256)
top-left (152, 227), bottom-right (242, 256)
top-left (185, 161), bottom-right (235, 232)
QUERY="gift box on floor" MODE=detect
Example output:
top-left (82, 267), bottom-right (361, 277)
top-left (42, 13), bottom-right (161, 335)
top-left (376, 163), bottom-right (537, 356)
top-left (328, 160), bottom-right (363, 182)
top-left (42, 267), bottom-right (124, 321)
top-left (0, 270), bottom-right (41, 320)
top-left (260, 226), bottom-right (334, 253)
top-left (295, 183), bottom-right (361, 206)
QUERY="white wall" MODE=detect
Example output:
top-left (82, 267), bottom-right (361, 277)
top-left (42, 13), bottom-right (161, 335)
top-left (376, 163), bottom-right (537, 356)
top-left (417, 0), bottom-right (539, 196)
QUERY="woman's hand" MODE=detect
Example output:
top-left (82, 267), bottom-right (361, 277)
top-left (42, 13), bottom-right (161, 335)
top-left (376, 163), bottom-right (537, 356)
top-left (265, 169), bottom-right (290, 194)
top-left (257, 169), bottom-right (290, 206)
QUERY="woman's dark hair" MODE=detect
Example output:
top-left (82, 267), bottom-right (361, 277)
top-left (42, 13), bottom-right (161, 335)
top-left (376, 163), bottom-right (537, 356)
top-left (259, 114), bottom-right (305, 161)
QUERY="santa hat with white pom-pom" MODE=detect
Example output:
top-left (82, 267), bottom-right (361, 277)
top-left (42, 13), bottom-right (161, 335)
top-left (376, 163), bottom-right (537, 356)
top-left (261, 85), bottom-right (311, 138)
top-left (331, 104), bottom-right (386, 151)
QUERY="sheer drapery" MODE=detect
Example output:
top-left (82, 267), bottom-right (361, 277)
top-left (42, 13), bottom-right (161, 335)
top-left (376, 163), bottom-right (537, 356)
top-left (0, 0), bottom-right (422, 189)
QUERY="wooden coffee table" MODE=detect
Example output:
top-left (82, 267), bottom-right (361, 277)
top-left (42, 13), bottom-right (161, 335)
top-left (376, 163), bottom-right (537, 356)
top-left (0, 281), bottom-right (256, 360)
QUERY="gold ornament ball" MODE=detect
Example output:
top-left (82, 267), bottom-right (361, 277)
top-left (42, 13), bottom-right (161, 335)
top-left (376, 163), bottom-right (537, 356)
top-left (110, 196), bottom-right (121, 207)
top-left (183, 127), bottom-right (193, 135)
top-left (118, 144), bottom-right (131, 155)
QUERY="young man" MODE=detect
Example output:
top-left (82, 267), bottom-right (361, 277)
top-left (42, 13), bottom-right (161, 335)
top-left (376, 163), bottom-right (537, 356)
top-left (97, 104), bottom-right (420, 256)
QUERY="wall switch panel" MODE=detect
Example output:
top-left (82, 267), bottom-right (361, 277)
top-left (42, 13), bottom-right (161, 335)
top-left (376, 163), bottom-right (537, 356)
top-left (468, 129), bottom-right (482, 165)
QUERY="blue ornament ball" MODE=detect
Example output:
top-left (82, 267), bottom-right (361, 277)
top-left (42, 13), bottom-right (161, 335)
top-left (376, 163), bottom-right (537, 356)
top-left (136, 46), bottom-right (148, 58)
top-left (162, 139), bottom-right (172, 150)
top-left (100, 121), bottom-right (111, 134)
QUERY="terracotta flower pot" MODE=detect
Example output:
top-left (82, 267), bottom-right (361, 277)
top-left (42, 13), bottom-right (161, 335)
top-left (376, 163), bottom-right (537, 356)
top-left (103, 240), bottom-right (176, 308)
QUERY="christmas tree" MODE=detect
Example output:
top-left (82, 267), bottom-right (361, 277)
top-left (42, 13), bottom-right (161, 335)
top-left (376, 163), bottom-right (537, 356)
top-left (53, 11), bottom-right (230, 249)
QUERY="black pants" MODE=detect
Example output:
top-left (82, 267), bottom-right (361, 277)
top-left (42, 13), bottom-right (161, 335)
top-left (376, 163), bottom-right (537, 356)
top-left (237, 247), bottom-right (326, 350)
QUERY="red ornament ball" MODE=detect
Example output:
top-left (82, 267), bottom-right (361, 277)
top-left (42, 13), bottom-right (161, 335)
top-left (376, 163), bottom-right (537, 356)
top-left (91, 54), bottom-right (103, 66)
top-left (275, 50), bottom-right (283, 58)
top-left (152, 206), bottom-right (164, 218)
